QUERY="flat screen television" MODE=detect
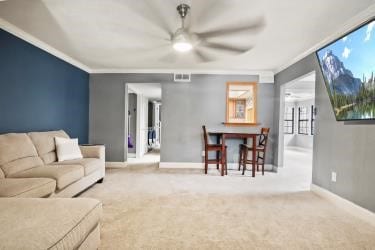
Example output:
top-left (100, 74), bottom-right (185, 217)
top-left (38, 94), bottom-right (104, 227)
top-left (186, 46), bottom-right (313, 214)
top-left (316, 18), bottom-right (375, 121)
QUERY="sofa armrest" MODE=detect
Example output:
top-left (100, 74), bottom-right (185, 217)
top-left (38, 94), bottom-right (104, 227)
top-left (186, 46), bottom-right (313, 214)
top-left (79, 145), bottom-right (105, 160)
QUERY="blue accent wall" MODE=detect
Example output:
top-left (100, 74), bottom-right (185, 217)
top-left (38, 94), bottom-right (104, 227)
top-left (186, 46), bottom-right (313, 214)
top-left (0, 29), bottom-right (89, 143)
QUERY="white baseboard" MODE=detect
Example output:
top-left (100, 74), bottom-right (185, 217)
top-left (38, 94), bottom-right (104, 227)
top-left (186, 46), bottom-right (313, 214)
top-left (311, 184), bottom-right (375, 227)
top-left (272, 165), bottom-right (278, 173)
top-left (159, 162), bottom-right (204, 169)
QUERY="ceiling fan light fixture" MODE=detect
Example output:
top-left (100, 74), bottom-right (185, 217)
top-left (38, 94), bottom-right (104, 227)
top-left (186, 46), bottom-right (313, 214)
top-left (173, 41), bottom-right (192, 52)
top-left (172, 29), bottom-right (192, 52)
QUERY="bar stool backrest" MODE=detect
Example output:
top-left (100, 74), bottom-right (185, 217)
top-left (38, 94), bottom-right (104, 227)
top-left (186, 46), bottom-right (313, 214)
top-left (259, 128), bottom-right (270, 148)
top-left (202, 125), bottom-right (209, 147)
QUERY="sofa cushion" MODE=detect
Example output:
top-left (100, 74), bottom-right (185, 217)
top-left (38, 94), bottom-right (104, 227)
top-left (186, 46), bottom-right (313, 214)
top-left (0, 133), bottom-right (43, 176)
top-left (0, 178), bottom-right (56, 198)
top-left (1, 156), bottom-right (44, 177)
top-left (0, 198), bottom-right (102, 250)
top-left (52, 158), bottom-right (102, 176)
top-left (10, 165), bottom-right (84, 190)
top-left (0, 133), bottom-right (38, 165)
top-left (28, 130), bottom-right (70, 164)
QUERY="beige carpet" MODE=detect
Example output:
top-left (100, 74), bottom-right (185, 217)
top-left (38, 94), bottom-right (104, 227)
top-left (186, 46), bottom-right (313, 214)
top-left (80, 162), bottom-right (375, 249)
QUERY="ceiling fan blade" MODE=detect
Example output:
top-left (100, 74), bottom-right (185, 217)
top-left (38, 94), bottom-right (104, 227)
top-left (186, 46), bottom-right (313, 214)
top-left (192, 49), bottom-right (212, 63)
top-left (126, 1), bottom-right (174, 40)
top-left (190, 0), bottom-right (230, 29)
top-left (125, 44), bottom-right (171, 60)
top-left (199, 42), bottom-right (252, 55)
top-left (196, 17), bottom-right (265, 39)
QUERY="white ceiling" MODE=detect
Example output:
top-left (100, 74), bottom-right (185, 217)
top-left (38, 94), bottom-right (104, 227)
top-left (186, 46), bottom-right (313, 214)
top-left (285, 73), bottom-right (315, 102)
top-left (128, 83), bottom-right (161, 100)
top-left (0, 0), bottom-right (374, 72)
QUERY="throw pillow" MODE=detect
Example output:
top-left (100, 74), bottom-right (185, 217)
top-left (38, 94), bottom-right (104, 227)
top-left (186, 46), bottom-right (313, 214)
top-left (55, 137), bottom-right (83, 162)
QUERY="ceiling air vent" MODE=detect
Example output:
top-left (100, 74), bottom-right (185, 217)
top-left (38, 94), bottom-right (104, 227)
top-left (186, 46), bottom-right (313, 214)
top-left (174, 73), bottom-right (191, 82)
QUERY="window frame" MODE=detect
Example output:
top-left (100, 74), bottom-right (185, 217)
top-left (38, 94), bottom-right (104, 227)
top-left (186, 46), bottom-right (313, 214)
top-left (284, 107), bottom-right (294, 134)
top-left (298, 107), bottom-right (309, 135)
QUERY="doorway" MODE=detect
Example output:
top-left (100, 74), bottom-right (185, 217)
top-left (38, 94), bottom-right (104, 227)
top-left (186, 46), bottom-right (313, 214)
top-left (126, 83), bottom-right (162, 163)
top-left (278, 72), bottom-right (316, 186)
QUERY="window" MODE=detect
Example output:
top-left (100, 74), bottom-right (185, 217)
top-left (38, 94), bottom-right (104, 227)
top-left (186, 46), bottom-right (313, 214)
top-left (226, 82), bottom-right (257, 125)
top-left (234, 100), bottom-right (246, 119)
top-left (284, 107), bottom-right (294, 134)
top-left (311, 105), bottom-right (316, 135)
top-left (298, 107), bottom-right (309, 135)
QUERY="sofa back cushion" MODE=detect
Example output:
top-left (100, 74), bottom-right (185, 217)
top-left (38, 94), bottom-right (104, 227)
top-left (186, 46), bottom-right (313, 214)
top-left (0, 133), bottom-right (43, 176)
top-left (28, 130), bottom-right (70, 164)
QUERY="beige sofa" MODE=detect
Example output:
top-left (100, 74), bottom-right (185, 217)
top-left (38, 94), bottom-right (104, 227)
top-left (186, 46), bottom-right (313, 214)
top-left (0, 130), bottom-right (105, 198)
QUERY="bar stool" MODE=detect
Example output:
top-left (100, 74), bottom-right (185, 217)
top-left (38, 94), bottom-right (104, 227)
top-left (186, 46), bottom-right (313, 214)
top-left (238, 128), bottom-right (270, 176)
top-left (202, 126), bottom-right (227, 175)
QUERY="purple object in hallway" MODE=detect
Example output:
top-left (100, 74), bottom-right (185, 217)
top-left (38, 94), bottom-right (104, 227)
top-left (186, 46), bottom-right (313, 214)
top-left (128, 135), bottom-right (134, 148)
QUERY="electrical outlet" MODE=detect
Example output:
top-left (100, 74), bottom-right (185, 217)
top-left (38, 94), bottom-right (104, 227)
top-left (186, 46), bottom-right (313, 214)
top-left (201, 151), bottom-right (205, 157)
top-left (331, 172), bottom-right (337, 182)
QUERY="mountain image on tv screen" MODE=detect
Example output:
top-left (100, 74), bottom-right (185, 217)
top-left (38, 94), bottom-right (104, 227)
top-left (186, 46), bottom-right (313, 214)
top-left (317, 19), bottom-right (375, 121)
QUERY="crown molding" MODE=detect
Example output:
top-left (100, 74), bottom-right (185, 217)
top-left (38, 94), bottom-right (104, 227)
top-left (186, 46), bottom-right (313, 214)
top-left (91, 68), bottom-right (275, 83)
top-left (0, 17), bottom-right (274, 80)
top-left (274, 4), bottom-right (375, 74)
top-left (0, 17), bottom-right (92, 73)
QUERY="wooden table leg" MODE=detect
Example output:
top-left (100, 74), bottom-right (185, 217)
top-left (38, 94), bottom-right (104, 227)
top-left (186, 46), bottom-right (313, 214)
top-left (238, 138), bottom-right (248, 171)
top-left (252, 135), bottom-right (256, 178)
top-left (216, 135), bottom-right (220, 169)
top-left (221, 135), bottom-right (225, 176)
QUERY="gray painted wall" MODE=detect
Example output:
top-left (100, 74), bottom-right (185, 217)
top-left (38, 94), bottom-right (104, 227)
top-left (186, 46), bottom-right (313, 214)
top-left (161, 75), bottom-right (274, 164)
top-left (90, 73), bottom-right (274, 165)
top-left (274, 53), bottom-right (375, 213)
top-left (89, 76), bottom-right (126, 161)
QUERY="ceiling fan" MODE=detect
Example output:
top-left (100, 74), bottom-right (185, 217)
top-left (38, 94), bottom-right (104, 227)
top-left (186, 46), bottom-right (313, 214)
top-left (158, 3), bottom-right (265, 63)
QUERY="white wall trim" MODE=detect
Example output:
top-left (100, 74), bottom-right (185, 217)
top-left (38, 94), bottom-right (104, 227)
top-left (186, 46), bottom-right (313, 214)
top-left (311, 184), bottom-right (375, 227)
top-left (92, 68), bottom-right (269, 74)
top-left (275, 4), bottom-right (375, 74)
top-left (159, 162), bottom-right (204, 169)
top-left (135, 93), bottom-right (142, 158)
top-left (0, 16), bottom-right (275, 80)
top-left (91, 68), bottom-right (275, 83)
top-left (0, 17), bottom-right (92, 73)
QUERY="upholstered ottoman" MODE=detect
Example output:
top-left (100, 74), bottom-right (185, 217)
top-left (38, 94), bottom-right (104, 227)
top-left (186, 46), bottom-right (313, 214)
top-left (0, 198), bottom-right (102, 249)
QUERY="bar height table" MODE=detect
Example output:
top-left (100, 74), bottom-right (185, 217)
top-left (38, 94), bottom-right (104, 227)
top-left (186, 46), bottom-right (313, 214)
top-left (208, 132), bottom-right (259, 177)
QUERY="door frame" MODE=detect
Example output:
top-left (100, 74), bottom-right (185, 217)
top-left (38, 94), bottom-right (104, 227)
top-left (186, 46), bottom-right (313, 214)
top-left (277, 71), bottom-right (316, 167)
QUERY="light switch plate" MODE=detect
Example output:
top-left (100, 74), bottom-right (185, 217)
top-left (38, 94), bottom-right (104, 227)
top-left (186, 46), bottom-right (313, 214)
top-left (331, 172), bottom-right (337, 182)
